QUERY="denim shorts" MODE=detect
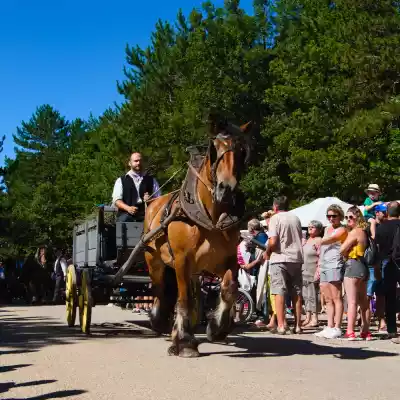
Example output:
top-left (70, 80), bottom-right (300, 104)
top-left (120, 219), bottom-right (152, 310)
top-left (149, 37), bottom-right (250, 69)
top-left (320, 268), bottom-right (344, 283)
top-left (344, 259), bottom-right (369, 281)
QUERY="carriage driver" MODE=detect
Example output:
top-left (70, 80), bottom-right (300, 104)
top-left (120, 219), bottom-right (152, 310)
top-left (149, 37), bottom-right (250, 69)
top-left (112, 152), bottom-right (161, 222)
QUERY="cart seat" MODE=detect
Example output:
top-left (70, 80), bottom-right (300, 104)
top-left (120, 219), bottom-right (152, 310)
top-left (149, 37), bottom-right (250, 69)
top-left (116, 222), bottom-right (144, 249)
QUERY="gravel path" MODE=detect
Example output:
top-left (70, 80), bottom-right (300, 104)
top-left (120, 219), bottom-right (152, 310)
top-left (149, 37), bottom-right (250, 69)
top-left (1, 305), bottom-right (399, 400)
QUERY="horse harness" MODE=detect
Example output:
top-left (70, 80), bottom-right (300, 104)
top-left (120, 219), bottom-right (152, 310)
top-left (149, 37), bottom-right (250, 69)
top-left (156, 143), bottom-right (245, 261)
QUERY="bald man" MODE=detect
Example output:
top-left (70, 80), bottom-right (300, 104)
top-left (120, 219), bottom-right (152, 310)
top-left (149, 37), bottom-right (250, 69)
top-left (112, 152), bottom-right (161, 222)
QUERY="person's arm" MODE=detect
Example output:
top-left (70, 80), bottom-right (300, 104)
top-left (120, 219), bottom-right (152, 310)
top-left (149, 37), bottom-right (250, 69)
top-left (264, 216), bottom-right (278, 260)
top-left (373, 227), bottom-right (383, 280)
top-left (314, 239), bottom-right (322, 281)
top-left (60, 259), bottom-right (68, 278)
top-left (364, 198), bottom-right (382, 212)
top-left (320, 227), bottom-right (347, 245)
top-left (340, 230), bottom-right (357, 257)
top-left (144, 178), bottom-right (161, 202)
top-left (152, 179), bottom-right (161, 198)
top-left (369, 219), bottom-right (377, 239)
top-left (112, 177), bottom-right (138, 215)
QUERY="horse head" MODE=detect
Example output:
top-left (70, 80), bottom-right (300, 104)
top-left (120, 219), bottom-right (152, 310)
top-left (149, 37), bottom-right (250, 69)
top-left (207, 114), bottom-right (251, 204)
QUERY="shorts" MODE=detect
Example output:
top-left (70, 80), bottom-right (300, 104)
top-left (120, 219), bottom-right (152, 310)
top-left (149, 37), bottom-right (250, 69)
top-left (344, 259), bottom-right (369, 281)
top-left (270, 263), bottom-right (302, 296)
top-left (320, 268), bottom-right (344, 283)
top-left (367, 267), bottom-right (376, 297)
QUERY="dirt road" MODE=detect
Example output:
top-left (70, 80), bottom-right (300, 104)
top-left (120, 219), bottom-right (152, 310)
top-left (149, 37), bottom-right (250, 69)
top-left (1, 305), bottom-right (399, 400)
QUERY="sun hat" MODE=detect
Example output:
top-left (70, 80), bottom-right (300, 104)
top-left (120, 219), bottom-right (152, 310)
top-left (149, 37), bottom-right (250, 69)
top-left (365, 184), bottom-right (381, 194)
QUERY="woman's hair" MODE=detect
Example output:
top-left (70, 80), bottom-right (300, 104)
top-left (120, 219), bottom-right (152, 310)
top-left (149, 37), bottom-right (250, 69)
top-left (326, 204), bottom-right (345, 221)
top-left (261, 210), bottom-right (275, 219)
top-left (347, 206), bottom-right (368, 229)
top-left (247, 218), bottom-right (262, 232)
top-left (309, 220), bottom-right (324, 236)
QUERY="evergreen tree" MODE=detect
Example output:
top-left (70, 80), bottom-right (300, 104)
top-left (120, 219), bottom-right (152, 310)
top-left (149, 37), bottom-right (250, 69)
top-left (244, 0), bottom-right (400, 206)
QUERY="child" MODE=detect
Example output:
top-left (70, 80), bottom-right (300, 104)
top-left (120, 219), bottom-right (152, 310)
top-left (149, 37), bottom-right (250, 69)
top-left (363, 184), bottom-right (383, 221)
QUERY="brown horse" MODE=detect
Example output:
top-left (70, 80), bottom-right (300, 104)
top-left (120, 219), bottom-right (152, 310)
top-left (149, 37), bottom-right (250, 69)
top-left (144, 115), bottom-right (251, 357)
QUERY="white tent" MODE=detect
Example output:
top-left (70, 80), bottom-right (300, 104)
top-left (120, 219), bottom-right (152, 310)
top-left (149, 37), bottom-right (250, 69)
top-left (288, 197), bottom-right (364, 227)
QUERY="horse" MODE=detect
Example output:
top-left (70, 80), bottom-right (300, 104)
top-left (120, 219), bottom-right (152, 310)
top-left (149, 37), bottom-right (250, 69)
top-left (144, 115), bottom-right (251, 357)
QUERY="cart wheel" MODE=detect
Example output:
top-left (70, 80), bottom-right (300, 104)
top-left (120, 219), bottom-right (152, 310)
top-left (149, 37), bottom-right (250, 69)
top-left (79, 269), bottom-right (93, 334)
top-left (65, 265), bottom-right (78, 327)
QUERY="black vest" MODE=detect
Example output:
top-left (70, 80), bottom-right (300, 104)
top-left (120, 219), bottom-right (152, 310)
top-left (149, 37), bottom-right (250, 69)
top-left (118, 174), bottom-right (154, 217)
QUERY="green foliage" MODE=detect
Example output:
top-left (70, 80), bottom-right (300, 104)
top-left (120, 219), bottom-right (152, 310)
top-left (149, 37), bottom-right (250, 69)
top-left (244, 0), bottom-right (400, 206)
top-left (1, 0), bottom-right (399, 259)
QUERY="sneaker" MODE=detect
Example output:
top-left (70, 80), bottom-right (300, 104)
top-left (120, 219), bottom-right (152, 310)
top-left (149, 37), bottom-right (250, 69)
top-left (360, 331), bottom-right (372, 341)
top-left (344, 331), bottom-right (357, 341)
top-left (324, 327), bottom-right (342, 339)
top-left (314, 326), bottom-right (330, 337)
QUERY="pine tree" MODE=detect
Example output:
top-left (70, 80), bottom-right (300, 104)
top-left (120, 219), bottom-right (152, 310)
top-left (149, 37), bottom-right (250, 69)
top-left (249, 0), bottom-right (400, 204)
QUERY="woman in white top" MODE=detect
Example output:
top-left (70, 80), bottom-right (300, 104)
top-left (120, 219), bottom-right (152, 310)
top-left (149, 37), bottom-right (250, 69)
top-left (315, 205), bottom-right (348, 339)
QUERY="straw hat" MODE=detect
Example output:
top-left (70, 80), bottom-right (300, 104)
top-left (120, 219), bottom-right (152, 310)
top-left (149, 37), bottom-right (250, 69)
top-left (365, 184), bottom-right (381, 194)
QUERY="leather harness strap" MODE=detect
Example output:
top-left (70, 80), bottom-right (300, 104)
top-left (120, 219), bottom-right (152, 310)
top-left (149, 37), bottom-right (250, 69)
top-left (187, 162), bottom-right (214, 194)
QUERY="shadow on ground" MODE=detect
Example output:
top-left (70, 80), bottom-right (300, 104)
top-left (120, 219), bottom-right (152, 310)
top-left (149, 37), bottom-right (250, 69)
top-left (0, 306), bottom-right (158, 353)
top-left (0, 306), bottom-right (155, 399)
top-left (2, 305), bottom-right (399, 364)
top-left (125, 316), bottom-right (400, 360)
top-left (198, 333), bottom-right (400, 360)
top-left (0, 365), bottom-right (87, 399)
top-left (4, 389), bottom-right (86, 400)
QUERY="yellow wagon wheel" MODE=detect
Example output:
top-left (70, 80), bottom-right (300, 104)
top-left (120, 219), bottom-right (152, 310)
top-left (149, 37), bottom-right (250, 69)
top-left (65, 265), bottom-right (78, 327)
top-left (79, 269), bottom-right (93, 334)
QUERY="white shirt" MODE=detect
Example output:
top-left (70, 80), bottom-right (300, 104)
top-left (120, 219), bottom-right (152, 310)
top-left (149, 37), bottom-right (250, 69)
top-left (112, 171), bottom-right (161, 207)
top-left (54, 256), bottom-right (67, 276)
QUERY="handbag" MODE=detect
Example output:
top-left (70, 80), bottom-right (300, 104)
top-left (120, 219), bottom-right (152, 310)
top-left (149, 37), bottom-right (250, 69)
top-left (238, 269), bottom-right (256, 292)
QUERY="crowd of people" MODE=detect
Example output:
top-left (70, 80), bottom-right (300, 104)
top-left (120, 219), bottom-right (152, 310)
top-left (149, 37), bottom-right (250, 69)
top-left (238, 185), bottom-right (400, 342)
top-left (0, 248), bottom-right (69, 305)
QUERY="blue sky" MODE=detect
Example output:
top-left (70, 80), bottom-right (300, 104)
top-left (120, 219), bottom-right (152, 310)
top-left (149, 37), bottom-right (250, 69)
top-left (0, 0), bottom-right (252, 166)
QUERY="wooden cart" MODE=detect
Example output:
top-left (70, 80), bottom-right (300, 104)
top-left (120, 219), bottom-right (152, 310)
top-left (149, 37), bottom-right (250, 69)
top-left (65, 205), bottom-right (177, 334)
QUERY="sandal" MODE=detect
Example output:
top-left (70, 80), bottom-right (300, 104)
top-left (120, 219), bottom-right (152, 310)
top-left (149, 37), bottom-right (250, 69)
top-left (302, 322), bottom-right (319, 329)
top-left (254, 320), bottom-right (268, 329)
top-left (272, 328), bottom-right (287, 335)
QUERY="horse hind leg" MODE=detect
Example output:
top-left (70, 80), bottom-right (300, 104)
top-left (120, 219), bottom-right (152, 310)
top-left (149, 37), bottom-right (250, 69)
top-left (169, 259), bottom-right (200, 358)
top-left (207, 267), bottom-right (238, 342)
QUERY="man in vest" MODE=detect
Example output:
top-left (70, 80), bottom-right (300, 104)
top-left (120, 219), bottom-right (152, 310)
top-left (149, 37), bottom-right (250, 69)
top-left (112, 152), bottom-right (161, 222)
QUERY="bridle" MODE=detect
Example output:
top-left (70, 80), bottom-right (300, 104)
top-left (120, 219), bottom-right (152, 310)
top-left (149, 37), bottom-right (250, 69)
top-left (188, 129), bottom-right (249, 199)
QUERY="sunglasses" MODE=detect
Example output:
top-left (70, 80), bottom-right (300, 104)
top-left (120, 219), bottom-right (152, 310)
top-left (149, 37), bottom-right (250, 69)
top-left (326, 214), bottom-right (339, 219)
top-left (345, 215), bottom-right (355, 220)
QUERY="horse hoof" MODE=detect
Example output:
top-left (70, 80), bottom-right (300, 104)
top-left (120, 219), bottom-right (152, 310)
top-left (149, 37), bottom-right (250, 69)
top-left (167, 345), bottom-right (178, 356)
top-left (206, 320), bottom-right (231, 342)
top-left (179, 347), bottom-right (200, 358)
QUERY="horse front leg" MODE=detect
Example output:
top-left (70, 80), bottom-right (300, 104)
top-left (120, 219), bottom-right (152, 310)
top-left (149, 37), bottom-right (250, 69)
top-left (168, 258), bottom-right (199, 358)
top-left (207, 259), bottom-right (238, 342)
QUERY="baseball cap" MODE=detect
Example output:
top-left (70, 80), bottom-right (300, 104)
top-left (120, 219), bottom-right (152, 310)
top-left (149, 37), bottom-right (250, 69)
top-left (375, 203), bottom-right (387, 213)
